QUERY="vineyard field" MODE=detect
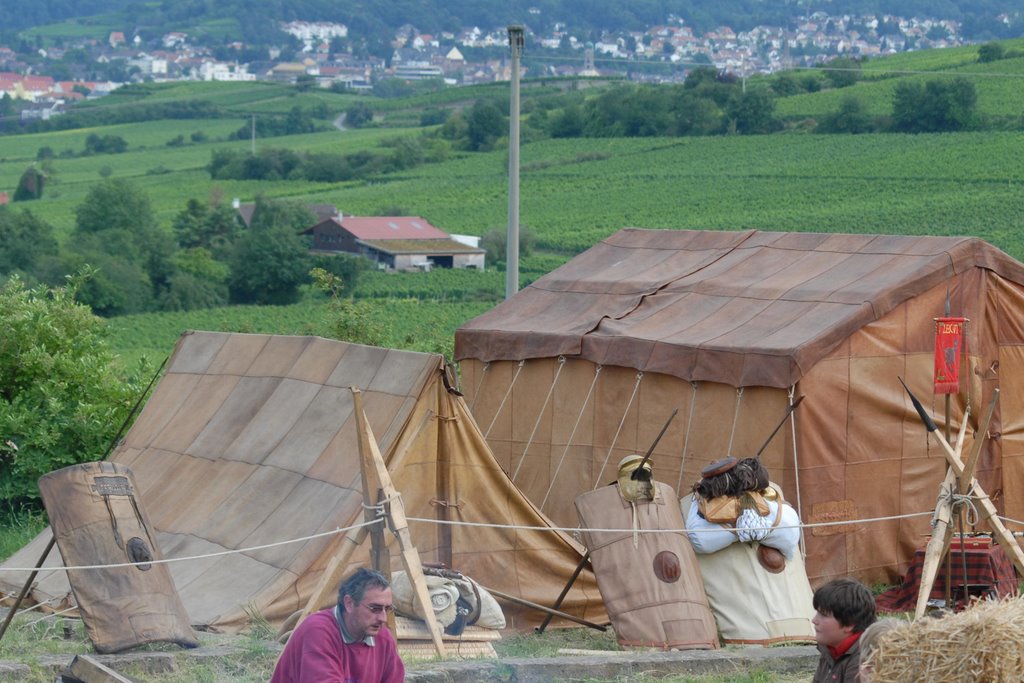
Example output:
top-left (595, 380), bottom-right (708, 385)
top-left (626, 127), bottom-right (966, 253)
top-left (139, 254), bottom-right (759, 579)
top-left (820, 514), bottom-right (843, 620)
top-left (308, 133), bottom-right (1024, 257)
top-left (775, 54), bottom-right (1024, 120)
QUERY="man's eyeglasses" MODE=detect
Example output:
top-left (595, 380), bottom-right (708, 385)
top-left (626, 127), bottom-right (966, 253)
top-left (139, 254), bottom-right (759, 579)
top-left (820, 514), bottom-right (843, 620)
top-left (364, 603), bottom-right (395, 614)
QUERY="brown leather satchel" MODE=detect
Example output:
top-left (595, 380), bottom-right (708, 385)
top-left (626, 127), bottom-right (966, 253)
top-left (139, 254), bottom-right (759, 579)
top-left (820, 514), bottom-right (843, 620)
top-left (699, 495), bottom-right (741, 524)
top-left (757, 545), bottom-right (786, 574)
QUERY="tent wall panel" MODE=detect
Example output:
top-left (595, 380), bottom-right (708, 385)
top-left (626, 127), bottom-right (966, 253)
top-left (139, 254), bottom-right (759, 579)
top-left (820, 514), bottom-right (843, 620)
top-left (263, 386), bottom-right (354, 473)
top-left (998, 343), bottom-right (1024, 528)
top-left (153, 374), bottom-right (241, 454)
top-left (185, 376), bottom-right (282, 458)
top-left (289, 336), bottom-right (350, 384)
top-left (221, 378), bottom-right (322, 464)
top-left (247, 335), bottom-right (313, 377)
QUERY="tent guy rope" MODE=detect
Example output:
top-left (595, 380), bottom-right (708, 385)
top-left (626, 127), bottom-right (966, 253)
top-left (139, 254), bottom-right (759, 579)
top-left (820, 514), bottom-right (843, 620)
top-left (592, 371), bottom-right (644, 489)
top-left (512, 356), bottom-right (567, 481)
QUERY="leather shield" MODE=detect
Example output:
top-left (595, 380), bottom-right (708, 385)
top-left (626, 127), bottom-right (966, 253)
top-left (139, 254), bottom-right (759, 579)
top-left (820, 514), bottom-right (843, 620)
top-left (39, 461), bottom-right (198, 653)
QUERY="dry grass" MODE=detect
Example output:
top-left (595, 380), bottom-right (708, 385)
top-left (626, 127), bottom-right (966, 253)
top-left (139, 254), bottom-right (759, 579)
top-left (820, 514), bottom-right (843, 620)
top-left (864, 597), bottom-right (1024, 682)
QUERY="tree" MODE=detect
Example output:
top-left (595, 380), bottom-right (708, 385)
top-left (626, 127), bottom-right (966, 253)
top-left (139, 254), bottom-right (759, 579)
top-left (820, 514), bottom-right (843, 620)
top-left (820, 94), bottom-right (874, 134)
top-left (549, 103), bottom-right (584, 138)
top-left (725, 90), bottom-right (777, 134)
top-left (83, 133), bottom-right (128, 154)
top-left (672, 87), bottom-right (726, 136)
top-left (12, 166), bottom-right (46, 201)
top-left (823, 57), bottom-right (862, 89)
top-left (227, 197), bottom-right (313, 305)
top-left (481, 226), bottom-right (535, 265)
top-left (978, 42), bottom-right (1005, 63)
top-left (228, 227), bottom-right (311, 305)
top-left (73, 179), bottom-right (175, 313)
top-left (0, 207), bottom-right (59, 281)
top-left (892, 78), bottom-right (977, 133)
top-left (345, 102), bottom-right (374, 128)
top-left (465, 100), bottom-right (506, 151)
top-left (172, 198), bottom-right (241, 254)
top-left (0, 272), bottom-right (143, 505)
top-left (158, 248), bottom-right (229, 310)
top-left (311, 267), bottom-right (388, 346)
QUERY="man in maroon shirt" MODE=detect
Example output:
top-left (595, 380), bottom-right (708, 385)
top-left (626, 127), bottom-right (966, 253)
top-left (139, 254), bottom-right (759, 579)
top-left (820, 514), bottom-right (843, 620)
top-left (272, 568), bottom-right (405, 683)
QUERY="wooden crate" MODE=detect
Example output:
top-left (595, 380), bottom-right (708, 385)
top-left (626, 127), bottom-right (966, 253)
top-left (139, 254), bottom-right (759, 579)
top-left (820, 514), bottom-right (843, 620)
top-left (395, 615), bottom-right (501, 660)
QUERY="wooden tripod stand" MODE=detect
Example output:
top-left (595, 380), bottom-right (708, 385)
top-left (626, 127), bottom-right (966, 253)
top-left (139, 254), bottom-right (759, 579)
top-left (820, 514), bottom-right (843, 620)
top-left (904, 384), bottom-right (1024, 618)
top-left (277, 387), bottom-right (446, 657)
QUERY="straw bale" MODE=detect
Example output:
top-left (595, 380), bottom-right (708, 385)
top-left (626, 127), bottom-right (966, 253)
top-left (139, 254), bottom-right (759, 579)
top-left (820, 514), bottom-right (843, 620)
top-left (863, 598), bottom-right (1024, 683)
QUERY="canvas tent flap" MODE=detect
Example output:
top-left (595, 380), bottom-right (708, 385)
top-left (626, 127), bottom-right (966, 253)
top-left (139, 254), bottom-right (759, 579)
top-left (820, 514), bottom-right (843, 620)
top-left (0, 332), bottom-right (604, 633)
top-left (456, 229), bottom-right (1024, 388)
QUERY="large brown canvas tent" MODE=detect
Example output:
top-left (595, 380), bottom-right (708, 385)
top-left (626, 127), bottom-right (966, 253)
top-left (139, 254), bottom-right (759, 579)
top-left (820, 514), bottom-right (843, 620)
top-left (454, 229), bottom-right (1024, 585)
top-left (0, 331), bottom-right (603, 632)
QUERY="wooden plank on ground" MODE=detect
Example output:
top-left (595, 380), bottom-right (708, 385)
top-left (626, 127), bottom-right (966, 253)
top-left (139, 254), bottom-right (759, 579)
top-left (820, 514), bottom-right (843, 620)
top-left (62, 654), bottom-right (136, 683)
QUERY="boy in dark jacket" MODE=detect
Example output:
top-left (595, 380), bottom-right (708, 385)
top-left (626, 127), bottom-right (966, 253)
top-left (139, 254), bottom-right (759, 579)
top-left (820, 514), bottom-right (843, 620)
top-left (811, 578), bottom-right (877, 683)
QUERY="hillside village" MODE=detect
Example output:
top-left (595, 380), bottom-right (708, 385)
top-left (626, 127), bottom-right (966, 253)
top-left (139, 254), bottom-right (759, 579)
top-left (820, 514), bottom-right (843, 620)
top-left (1, 9), bottom-right (1009, 117)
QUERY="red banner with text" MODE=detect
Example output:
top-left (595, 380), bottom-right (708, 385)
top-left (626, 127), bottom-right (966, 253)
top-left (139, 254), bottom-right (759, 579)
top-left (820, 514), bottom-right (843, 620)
top-left (934, 317), bottom-right (966, 395)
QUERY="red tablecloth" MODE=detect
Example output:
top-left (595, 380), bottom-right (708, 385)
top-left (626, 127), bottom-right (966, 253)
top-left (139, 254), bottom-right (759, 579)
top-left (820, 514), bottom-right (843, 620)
top-left (876, 543), bottom-right (1018, 613)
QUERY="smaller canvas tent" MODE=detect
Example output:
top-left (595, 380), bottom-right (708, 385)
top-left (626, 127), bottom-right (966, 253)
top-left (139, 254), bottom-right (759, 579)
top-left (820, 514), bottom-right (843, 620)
top-left (455, 229), bottom-right (1024, 586)
top-left (0, 332), bottom-right (604, 633)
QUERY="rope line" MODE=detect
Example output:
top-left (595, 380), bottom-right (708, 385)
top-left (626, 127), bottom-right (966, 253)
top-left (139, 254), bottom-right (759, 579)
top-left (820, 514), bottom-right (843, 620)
top-left (468, 361), bottom-right (490, 412)
top-left (512, 356), bottom-right (566, 482)
top-left (409, 511), bottom-right (932, 533)
top-left (27, 605), bottom-right (77, 626)
top-left (726, 387), bottom-right (744, 456)
top-left (788, 384), bottom-right (807, 559)
top-left (0, 519), bottom-right (381, 573)
top-left (593, 371), bottom-right (643, 489)
top-left (676, 381), bottom-right (699, 495)
top-left (540, 364), bottom-right (602, 509)
top-left (0, 509), bottom-right (957, 574)
top-left (483, 360), bottom-right (524, 439)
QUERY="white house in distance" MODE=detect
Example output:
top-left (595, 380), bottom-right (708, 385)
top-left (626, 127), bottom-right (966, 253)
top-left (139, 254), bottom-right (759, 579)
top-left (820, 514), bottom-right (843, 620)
top-left (304, 215), bottom-right (485, 271)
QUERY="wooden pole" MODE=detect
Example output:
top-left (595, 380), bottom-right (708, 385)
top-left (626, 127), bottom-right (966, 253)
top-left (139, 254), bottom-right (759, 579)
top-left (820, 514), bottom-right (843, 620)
top-left (535, 551), bottom-right (590, 634)
top-left (911, 389), bottom-right (1014, 618)
top-left (352, 388), bottom-right (446, 658)
top-left (482, 584), bottom-right (607, 631)
top-left (0, 535), bottom-right (57, 644)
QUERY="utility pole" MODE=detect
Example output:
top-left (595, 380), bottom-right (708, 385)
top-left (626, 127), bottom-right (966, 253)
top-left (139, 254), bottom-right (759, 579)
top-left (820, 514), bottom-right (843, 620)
top-left (505, 24), bottom-right (524, 300)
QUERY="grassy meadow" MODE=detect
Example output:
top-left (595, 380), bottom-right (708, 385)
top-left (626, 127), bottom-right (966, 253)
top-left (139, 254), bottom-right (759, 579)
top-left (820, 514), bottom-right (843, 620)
top-left (2, 42), bottom-right (1024, 367)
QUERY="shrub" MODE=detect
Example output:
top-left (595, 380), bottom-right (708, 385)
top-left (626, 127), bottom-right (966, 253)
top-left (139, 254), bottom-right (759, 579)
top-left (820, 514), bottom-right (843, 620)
top-left (0, 272), bottom-right (143, 505)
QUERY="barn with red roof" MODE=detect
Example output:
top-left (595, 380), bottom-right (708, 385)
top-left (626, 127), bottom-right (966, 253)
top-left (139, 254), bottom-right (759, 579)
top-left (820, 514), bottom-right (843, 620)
top-left (305, 215), bottom-right (485, 271)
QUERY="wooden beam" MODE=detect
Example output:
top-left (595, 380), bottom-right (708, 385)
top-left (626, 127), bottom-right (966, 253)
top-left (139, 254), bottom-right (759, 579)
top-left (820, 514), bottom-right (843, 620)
top-left (62, 654), bottom-right (135, 683)
top-left (352, 388), bottom-right (446, 658)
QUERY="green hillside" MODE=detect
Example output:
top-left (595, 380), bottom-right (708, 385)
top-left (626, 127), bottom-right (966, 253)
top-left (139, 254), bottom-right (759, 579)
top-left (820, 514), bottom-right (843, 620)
top-left (775, 38), bottom-right (1024, 121)
top-left (3, 71), bottom-right (1024, 365)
